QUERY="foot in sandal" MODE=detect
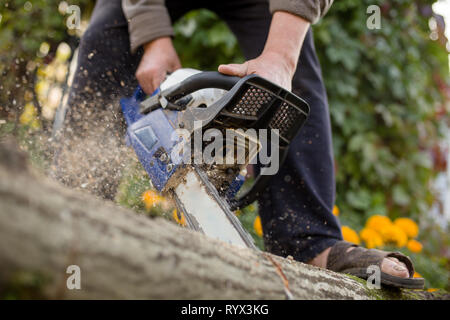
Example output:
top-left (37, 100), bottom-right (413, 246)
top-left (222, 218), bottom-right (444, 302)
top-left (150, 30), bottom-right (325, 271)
top-left (308, 241), bottom-right (424, 289)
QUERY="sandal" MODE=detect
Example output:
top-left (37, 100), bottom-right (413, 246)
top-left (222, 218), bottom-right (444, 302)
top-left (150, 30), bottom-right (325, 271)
top-left (326, 241), bottom-right (425, 289)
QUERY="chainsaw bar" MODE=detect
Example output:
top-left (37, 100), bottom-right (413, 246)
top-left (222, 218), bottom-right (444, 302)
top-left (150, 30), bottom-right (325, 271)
top-left (172, 166), bottom-right (257, 250)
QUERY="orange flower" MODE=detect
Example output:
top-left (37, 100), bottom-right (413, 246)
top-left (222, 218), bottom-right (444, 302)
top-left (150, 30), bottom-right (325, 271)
top-left (379, 224), bottom-right (408, 248)
top-left (341, 226), bottom-right (360, 245)
top-left (142, 190), bottom-right (164, 209)
top-left (407, 239), bottom-right (423, 253)
top-left (414, 272), bottom-right (422, 278)
top-left (254, 216), bottom-right (263, 237)
top-left (359, 228), bottom-right (384, 249)
top-left (172, 209), bottom-right (186, 226)
top-left (394, 218), bottom-right (419, 238)
top-left (365, 215), bottom-right (392, 233)
top-left (427, 288), bottom-right (438, 292)
top-left (332, 205), bottom-right (340, 216)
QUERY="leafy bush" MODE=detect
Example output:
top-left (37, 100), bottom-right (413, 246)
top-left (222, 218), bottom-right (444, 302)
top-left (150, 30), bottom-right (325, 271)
top-left (314, 0), bottom-right (448, 223)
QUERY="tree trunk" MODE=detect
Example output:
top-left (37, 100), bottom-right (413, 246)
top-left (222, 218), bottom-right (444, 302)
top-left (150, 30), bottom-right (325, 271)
top-left (0, 139), bottom-right (447, 300)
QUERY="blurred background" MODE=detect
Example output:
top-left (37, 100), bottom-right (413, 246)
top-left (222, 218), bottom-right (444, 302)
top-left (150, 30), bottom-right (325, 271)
top-left (0, 0), bottom-right (449, 292)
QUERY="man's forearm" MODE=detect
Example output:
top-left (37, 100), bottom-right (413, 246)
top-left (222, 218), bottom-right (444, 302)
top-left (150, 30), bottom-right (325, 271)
top-left (218, 11), bottom-right (311, 90)
top-left (262, 11), bottom-right (310, 74)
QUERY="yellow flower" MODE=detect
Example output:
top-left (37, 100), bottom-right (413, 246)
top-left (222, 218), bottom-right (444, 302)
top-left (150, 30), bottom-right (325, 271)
top-left (142, 190), bottom-right (163, 209)
top-left (379, 224), bottom-right (408, 247)
top-left (365, 215), bottom-right (392, 233)
top-left (394, 218), bottom-right (419, 238)
top-left (19, 103), bottom-right (40, 129)
top-left (427, 288), bottom-right (438, 292)
top-left (172, 209), bottom-right (186, 226)
top-left (235, 209), bottom-right (242, 216)
top-left (35, 80), bottom-right (49, 99)
top-left (55, 42), bottom-right (72, 62)
top-left (254, 216), bottom-right (263, 237)
top-left (414, 272), bottom-right (422, 278)
top-left (341, 226), bottom-right (360, 245)
top-left (332, 205), bottom-right (340, 216)
top-left (407, 239), bottom-right (423, 253)
top-left (359, 228), bottom-right (384, 249)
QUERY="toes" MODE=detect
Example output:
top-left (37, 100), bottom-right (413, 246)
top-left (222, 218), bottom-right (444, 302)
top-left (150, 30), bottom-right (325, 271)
top-left (381, 258), bottom-right (409, 278)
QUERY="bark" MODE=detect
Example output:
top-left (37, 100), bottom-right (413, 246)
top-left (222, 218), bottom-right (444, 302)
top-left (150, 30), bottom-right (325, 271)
top-left (0, 139), bottom-right (447, 300)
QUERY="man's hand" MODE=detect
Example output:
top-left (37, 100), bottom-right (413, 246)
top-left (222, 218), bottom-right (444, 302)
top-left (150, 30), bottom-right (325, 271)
top-left (136, 37), bottom-right (181, 94)
top-left (218, 51), bottom-right (294, 91)
top-left (218, 12), bottom-right (310, 91)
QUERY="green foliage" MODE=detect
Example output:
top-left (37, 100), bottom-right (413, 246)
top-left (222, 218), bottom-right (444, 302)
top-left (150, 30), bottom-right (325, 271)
top-left (173, 10), bottom-right (245, 70)
top-left (116, 159), bottom-right (153, 215)
top-left (237, 202), bottom-right (265, 250)
top-left (313, 0), bottom-right (449, 223)
top-left (115, 157), bottom-right (173, 220)
top-left (0, 0), bottom-right (92, 61)
top-left (1, 271), bottom-right (50, 300)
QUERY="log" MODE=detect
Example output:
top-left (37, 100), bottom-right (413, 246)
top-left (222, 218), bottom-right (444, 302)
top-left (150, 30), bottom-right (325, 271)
top-left (0, 139), bottom-right (447, 300)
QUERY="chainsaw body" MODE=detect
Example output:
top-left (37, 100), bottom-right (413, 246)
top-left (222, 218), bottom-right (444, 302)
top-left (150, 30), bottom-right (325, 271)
top-left (120, 69), bottom-right (310, 249)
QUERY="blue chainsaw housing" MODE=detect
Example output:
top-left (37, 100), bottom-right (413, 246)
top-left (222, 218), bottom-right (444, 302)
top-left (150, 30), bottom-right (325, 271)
top-left (120, 87), bottom-right (181, 191)
top-left (120, 71), bottom-right (310, 210)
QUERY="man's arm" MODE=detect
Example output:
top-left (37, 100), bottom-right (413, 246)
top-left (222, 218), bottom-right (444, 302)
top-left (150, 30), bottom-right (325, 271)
top-left (122, 0), bottom-right (181, 94)
top-left (122, 0), bottom-right (174, 53)
top-left (219, 1), bottom-right (334, 89)
top-left (122, 0), bottom-right (334, 93)
top-left (122, 0), bottom-right (333, 54)
top-left (219, 11), bottom-right (310, 91)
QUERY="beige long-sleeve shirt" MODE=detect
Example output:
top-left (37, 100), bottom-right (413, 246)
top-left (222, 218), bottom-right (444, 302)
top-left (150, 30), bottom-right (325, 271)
top-left (122, 0), bottom-right (333, 52)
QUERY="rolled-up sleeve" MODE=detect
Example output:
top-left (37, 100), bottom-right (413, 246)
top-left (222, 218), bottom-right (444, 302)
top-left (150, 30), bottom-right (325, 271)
top-left (122, 0), bottom-right (174, 53)
top-left (269, 0), bottom-right (334, 24)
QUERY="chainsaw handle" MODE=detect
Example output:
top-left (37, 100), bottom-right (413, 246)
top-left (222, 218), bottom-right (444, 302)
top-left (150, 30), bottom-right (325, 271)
top-left (140, 72), bottom-right (241, 114)
top-left (171, 71), bottom-right (241, 94)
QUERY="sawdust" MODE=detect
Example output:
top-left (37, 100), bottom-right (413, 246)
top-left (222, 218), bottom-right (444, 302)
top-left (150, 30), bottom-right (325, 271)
top-left (50, 99), bottom-right (134, 201)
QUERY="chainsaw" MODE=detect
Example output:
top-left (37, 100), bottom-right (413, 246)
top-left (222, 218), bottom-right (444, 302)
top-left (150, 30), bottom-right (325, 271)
top-left (120, 69), bottom-right (309, 250)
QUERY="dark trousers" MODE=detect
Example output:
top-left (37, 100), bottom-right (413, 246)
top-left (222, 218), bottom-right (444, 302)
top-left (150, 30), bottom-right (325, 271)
top-left (54, 0), bottom-right (342, 262)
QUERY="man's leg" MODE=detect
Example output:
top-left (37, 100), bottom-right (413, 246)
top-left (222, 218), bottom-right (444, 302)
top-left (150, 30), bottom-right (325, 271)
top-left (260, 30), bottom-right (343, 262)
top-left (212, 0), bottom-right (342, 263)
top-left (52, 0), bottom-right (142, 199)
top-left (52, 0), bottom-right (191, 200)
